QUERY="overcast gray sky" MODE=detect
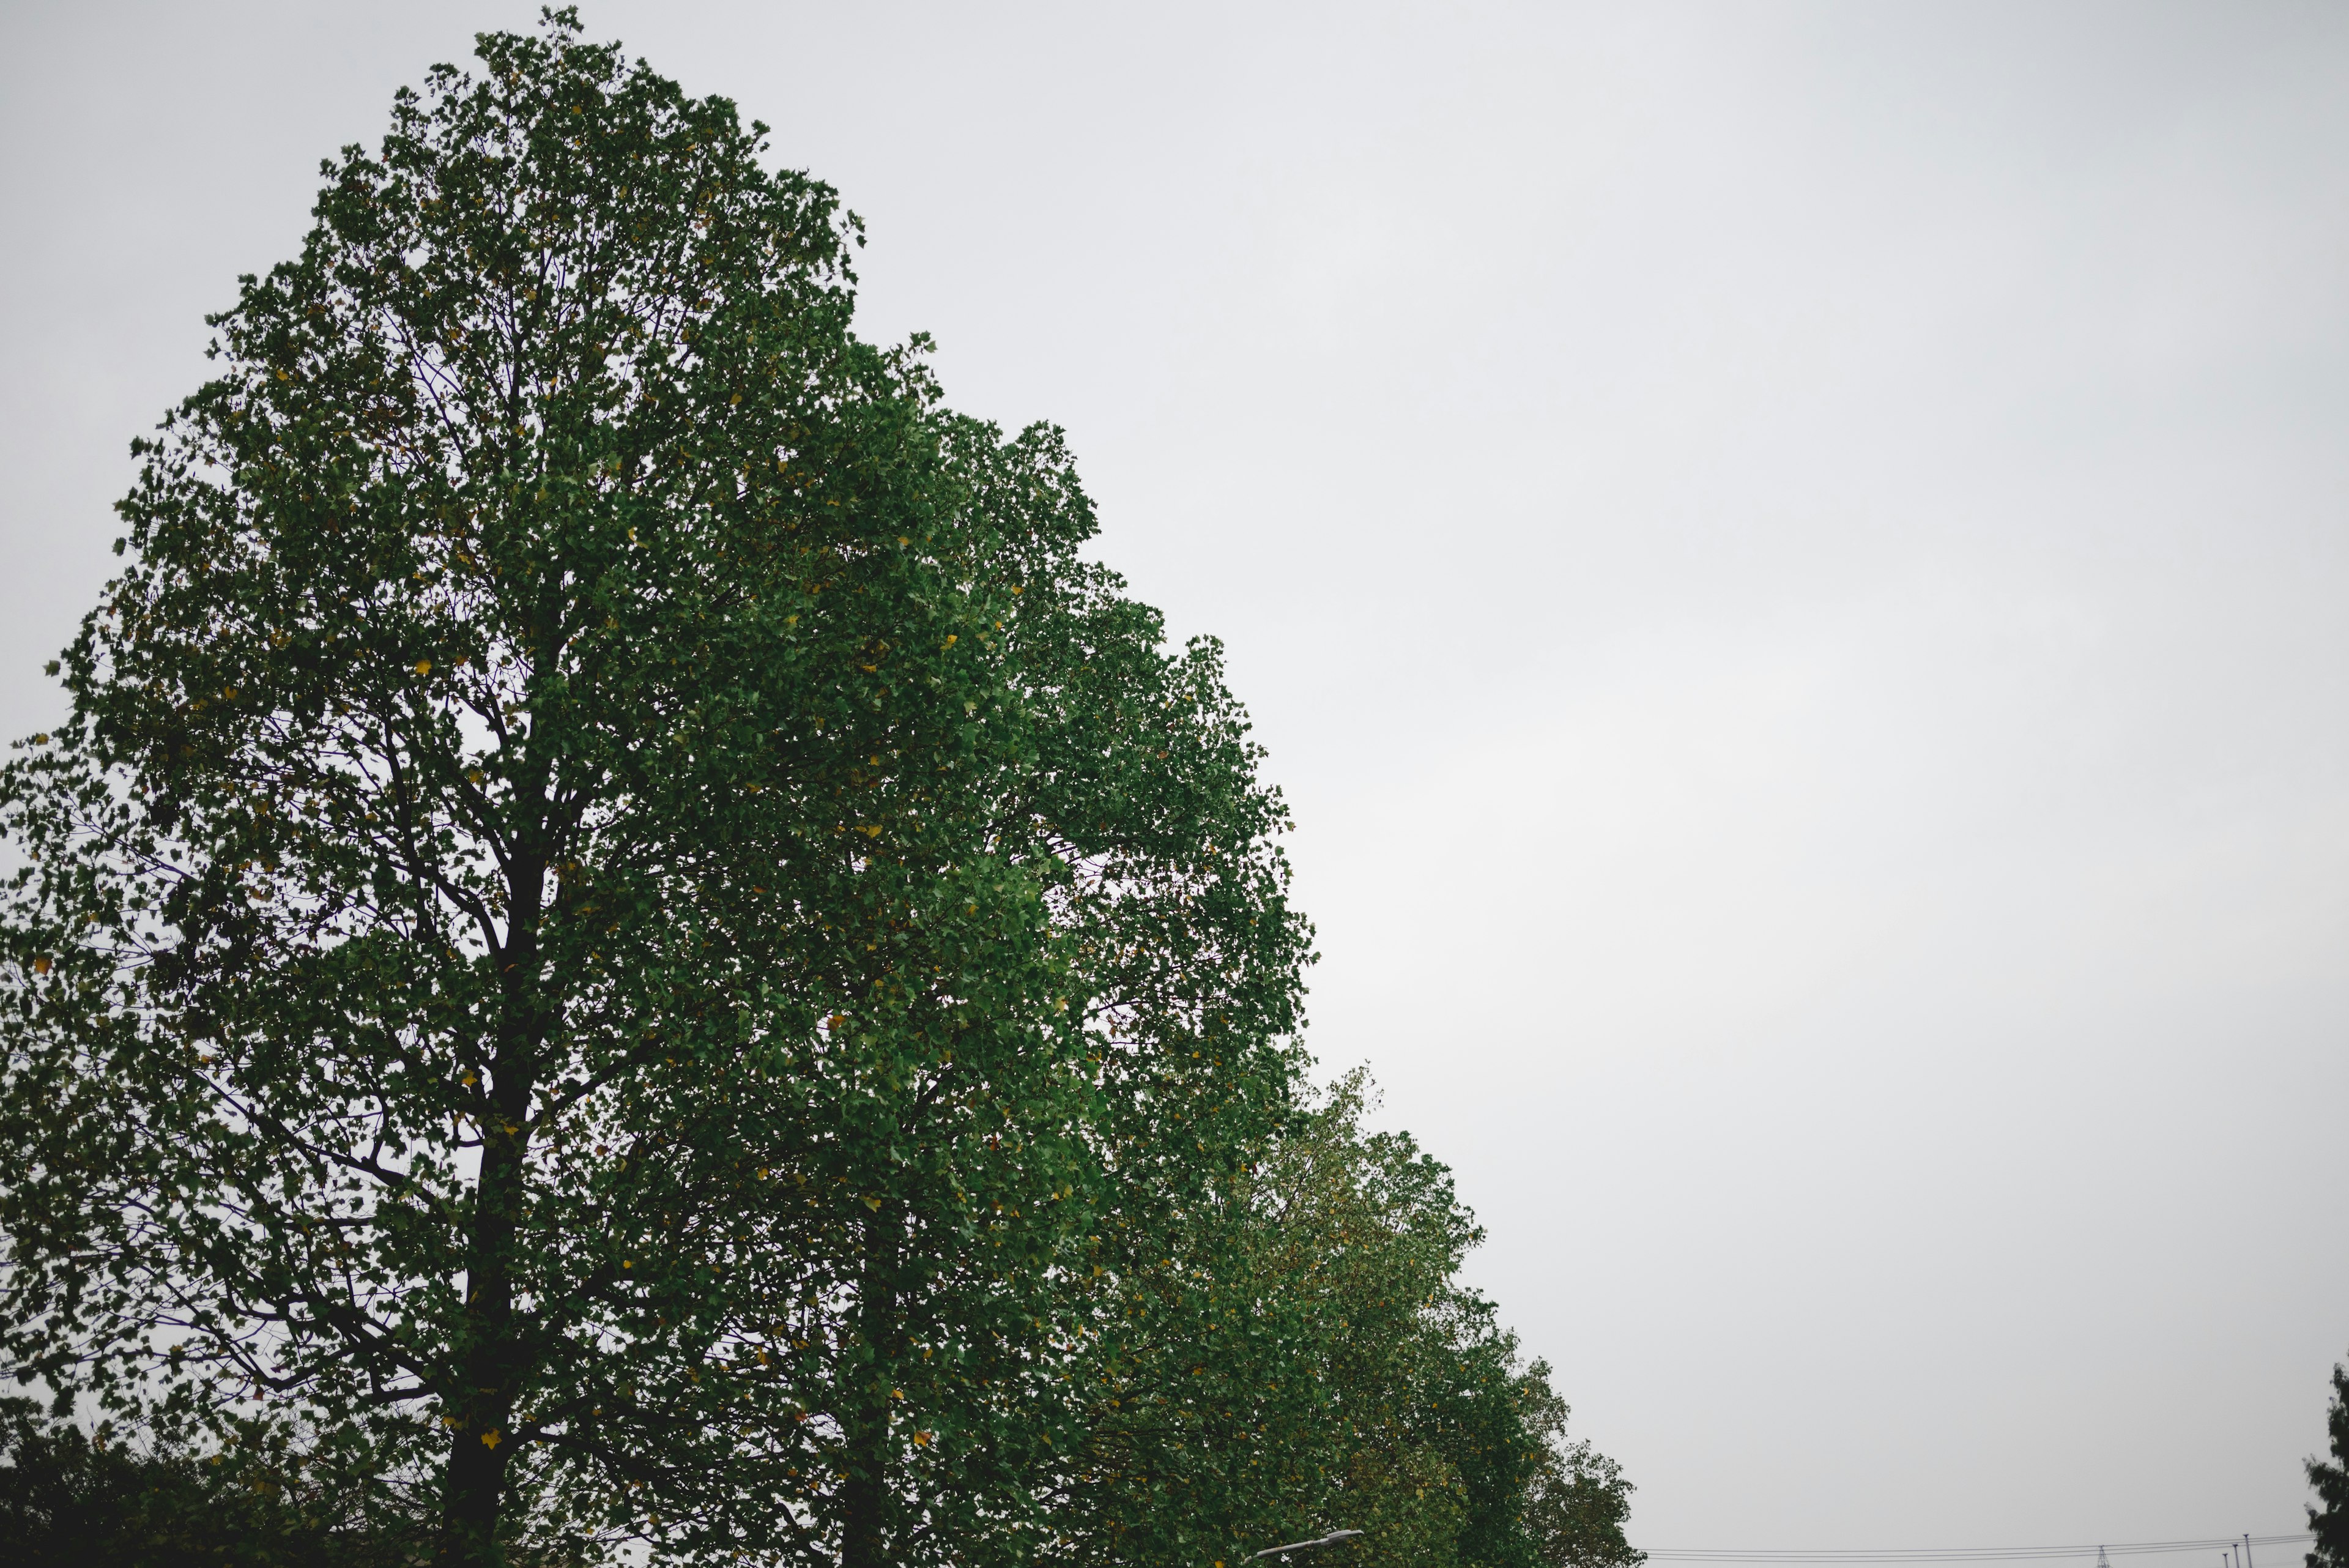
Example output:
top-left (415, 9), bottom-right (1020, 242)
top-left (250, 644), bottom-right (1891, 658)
top-left (3, 0), bottom-right (2345, 1556)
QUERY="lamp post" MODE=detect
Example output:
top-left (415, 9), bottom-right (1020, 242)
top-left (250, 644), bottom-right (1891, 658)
top-left (1249, 1529), bottom-right (1366, 1562)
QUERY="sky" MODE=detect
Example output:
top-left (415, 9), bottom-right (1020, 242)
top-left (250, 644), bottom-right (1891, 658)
top-left (2, 0), bottom-right (2345, 1556)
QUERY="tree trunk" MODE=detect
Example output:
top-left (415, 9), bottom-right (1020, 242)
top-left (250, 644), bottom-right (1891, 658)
top-left (437, 1117), bottom-right (525, 1564)
top-left (437, 891), bottom-right (544, 1566)
top-left (841, 1205), bottom-right (901, 1568)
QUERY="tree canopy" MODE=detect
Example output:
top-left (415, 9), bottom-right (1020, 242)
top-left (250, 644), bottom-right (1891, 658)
top-left (0, 12), bottom-right (1636, 1568)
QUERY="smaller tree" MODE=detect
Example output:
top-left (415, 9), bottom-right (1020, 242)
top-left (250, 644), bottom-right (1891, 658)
top-left (1053, 1069), bottom-right (1642, 1568)
top-left (0, 1398), bottom-right (414, 1566)
top-left (2311, 1356), bottom-right (2349, 1568)
top-left (1520, 1379), bottom-right (1644, 1568)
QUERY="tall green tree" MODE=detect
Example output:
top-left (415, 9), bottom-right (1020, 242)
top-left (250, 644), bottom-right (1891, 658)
top-left (2312, 1357), bottom-right (2349, 1568)
top-left (0, 12), bottom-right (1307, 1564)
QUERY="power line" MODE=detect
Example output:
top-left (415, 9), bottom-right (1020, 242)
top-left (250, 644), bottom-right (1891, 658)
top-left (1639, 1535), bottom-right (2314, 1564)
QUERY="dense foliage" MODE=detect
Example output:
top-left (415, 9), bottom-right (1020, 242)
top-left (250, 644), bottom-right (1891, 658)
top-left (0, 12), bottom-right (1638, 1567)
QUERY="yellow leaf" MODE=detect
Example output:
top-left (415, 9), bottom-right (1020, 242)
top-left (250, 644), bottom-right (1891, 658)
top-left (481, 1430), bottom-right (500, 1449)
top-left (414, 660), bottom-right (432, 677)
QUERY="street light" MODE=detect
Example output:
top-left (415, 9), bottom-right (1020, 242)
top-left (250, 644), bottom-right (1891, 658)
top-left (1249, 1529), bottom-right (1366, 1561)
